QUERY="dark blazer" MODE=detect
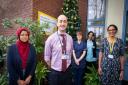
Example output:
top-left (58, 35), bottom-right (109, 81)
top-left (85, 39), bottom-right (97, 58)
top-left (7, 44), bottom-right (37, 85)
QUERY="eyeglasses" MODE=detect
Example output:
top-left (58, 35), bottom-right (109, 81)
top-left (108, 29), bottom-right (116, 31)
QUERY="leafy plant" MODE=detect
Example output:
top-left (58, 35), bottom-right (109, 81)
top-left (2, 18), bottom-right (12, 28)
top-left (2, 17), bottom-right (47, 54)
top-left (84, 65), bottom-right (100, 85)
top-left (0, 68), bottom-right (8, 85)
top-left (0, 35), bottom-right (16, 62)
top-left (0, 36), bottom-right (15, 84)
top-left (0, 71), bottom-right (8, 85)
top-left (35, 61), bottom-right (49, 85)
top-left (0, 49), bottom-right (2, 63)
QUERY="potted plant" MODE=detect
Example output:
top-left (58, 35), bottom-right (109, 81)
top-left (84, 65), bottom-right (100, 85)
top-left (35, 61), bottom-right (49, 85)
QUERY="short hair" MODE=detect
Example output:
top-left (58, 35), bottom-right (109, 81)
top-left (76, 31), bottom-right (82, 36)
top-left (57, 14), bottom-right (67, 21)
top-left (107, 24), bottom-right (118, 32)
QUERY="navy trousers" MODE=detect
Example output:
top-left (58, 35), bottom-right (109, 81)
top-left (48, 67), bottom-right (72, 85)
top-left (72, 67), bottom-right (85, 85)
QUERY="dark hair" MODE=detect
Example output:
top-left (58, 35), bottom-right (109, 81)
top-left (107, 24), bottom-right (118, 32)
top-left (87, 31), bottom-right (94, 37)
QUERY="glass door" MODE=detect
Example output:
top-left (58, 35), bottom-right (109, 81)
top-left (87, 0), bottom-right (106, 48)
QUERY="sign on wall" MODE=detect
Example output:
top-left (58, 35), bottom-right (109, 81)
top-left (38, 11), bottom-right (57, 35)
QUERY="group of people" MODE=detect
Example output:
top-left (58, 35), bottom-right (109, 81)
top-left (72, 30), bottom-right (97, 85)
top-left (7, 14), bottom-right (126, 85)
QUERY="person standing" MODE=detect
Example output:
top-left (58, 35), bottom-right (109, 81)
top-left (98, 24), bottom-right (125, 85)
top-left (7, 27), bottom-right (37, 85)
top-left (85, 31), bottom-right (97, 72)
top-left (72, 31), bottom-right (86, 85)
top-left (44, 14), bottom-right (73, 85)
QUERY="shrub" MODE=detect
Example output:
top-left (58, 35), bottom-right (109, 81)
top-left (84, 65), bottom-right (100, 85)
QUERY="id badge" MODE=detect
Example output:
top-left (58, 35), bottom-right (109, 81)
top-left (61, 54), bottom-right (70, 59)
top-left (108, 54), bottom-right (114, 59)
top-left (61, 54), bottom-right (67, 59)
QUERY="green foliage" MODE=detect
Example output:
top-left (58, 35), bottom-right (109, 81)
top-left (0, 71), bottom-right (8, 85)
top-left (2, 17), bottom-right (47, 54)
top-left (0, 73), bottom-right (8, 85)
top-left (84, 65), bottom-right (100, 85)
top-left (0, 35), bottom-right (16, 62)
top-left (35, 61), bottom-right (49, 85)
top-left (62, 0), bottom-right (81, 39)
top-left (0, 50), bottom-right (2, 62)
top-left (2, 18), bottom-right (12, 28)
top-left (0, 35), bottom-right (15, 84)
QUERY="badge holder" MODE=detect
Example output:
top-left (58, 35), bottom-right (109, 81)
top-left (108, 54), bottom-right (114, 59)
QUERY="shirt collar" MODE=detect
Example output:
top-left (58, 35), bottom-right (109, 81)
top-left (57, 30), bottom-right (66, 36)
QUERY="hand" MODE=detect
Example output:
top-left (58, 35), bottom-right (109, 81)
top-left (75, 59), bottom-right (80, 65)
top-left (47, 61), bottom-right (51, 70)
top-left (98, 67), bottom-right (102, 75)
top-left (25, 76), bottom-right (31, 85)
top-left (17, 80), bottom-right (26, 85)
top-left (119, 71), bottom-right (124, 80)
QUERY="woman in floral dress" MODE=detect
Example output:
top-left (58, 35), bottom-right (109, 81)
top-left (98, 24), bottom-right (125, 85)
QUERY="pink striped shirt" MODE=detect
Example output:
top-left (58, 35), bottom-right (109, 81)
top-left (44, 31), bottom-right (73, 71)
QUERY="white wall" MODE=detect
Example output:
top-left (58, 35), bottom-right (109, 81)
top-left (105, 0), bottom-right (124, 38)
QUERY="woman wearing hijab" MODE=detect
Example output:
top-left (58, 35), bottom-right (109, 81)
top-left (7, 27), bottom-right (36, 85)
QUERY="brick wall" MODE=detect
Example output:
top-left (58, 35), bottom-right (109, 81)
top-left (33, 0), bottom-right (88, 38)
top-left (0, 0), bottom-right (87, 36)
top-left (0, 0), bottom-right (33, 35)
top-left (79, 0), bottom-right (88, 38)
top-left (33, 0), bottom-right (64, 20)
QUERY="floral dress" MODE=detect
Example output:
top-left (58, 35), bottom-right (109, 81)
top-left (100, 38), bottom-right (124, 85)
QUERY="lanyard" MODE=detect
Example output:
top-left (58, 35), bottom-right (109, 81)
top-left (109, 42), bottom-right (114, 54)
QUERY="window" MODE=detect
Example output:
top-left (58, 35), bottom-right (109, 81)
top-left (87, 0), bottom-right (106, 47)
